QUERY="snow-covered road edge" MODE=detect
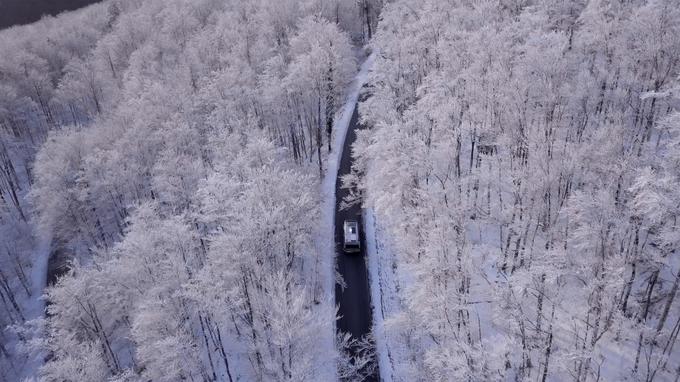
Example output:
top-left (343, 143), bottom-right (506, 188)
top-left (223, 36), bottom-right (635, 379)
top-left (317, 50), bottom-right (375, 380)
top-left (364, 208), bottom-right (394, 381)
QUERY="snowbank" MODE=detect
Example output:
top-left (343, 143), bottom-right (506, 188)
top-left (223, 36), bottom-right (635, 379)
top-left (364, 208), bottom-right (395, 381)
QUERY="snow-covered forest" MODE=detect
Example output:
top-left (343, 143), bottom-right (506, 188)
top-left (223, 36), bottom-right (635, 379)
top-left (1, 0), bottom-right (680, 381)
top-left (0, 0), bottom-right (381, 380)
top-left (353, 0), bottom-right (680, 381)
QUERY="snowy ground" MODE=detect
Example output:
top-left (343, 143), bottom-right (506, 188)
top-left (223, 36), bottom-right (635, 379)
top-left (364, 207), bottom-right (397, 382)
top-left (364, 210), bottom-right (680, 381)
top-left (0, 174), bottom-right (50, 380)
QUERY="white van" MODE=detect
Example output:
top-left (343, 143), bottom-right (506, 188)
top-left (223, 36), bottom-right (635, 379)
top-left (343, 220), bottom-right (361, 253)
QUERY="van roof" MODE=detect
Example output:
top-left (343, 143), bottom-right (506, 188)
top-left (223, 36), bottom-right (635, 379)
top-left (344, 220), bottom-right (359, 242)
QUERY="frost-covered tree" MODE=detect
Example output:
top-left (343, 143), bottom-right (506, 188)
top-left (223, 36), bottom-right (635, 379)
top-left (0, 0), bottom-right (378, 379)
top-left (285, 16), bottom-right (356, 173)
top-left (354, 0), bottom-right (680, 380)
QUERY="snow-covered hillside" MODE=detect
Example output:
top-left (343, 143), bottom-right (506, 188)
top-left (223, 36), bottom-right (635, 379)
top-left (0, 0), bottom-right (383, 380)
top-left (355, 1), bottom-right (680, 381)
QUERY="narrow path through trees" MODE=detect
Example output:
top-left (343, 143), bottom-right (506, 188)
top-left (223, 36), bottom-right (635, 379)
top-left (334, 102), bottom-right (379, 381)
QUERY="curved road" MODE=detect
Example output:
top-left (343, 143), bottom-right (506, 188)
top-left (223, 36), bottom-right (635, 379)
top-left (335, 101), bottom-right (379, 381)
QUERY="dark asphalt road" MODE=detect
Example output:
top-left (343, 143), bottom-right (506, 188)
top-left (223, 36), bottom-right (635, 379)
top-left (335, 102), bottom-right (379, 381)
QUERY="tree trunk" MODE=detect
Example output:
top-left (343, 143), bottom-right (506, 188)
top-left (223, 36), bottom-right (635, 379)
top-left (326, 52), bottom-right (334, 152)
top-left (656, 268), bottom-right (680, 333)
top-left (0, 270), bottom-right (24, 321)
top-left (199, 314), bottom-right (218, 381)
top-left (541, 304), bottom-right (555, 382)
top-left (536, 273), bottom-right (545, 334)
top-left (363, 0), bottom-right (372, 40)
top-left (215, 323), bottom-right (235, 382)
top-left (317, 95), bottom-right (323, 176)
top-left (241, 272), bottom-right (264, 374)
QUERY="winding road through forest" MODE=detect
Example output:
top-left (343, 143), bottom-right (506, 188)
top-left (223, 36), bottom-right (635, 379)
top-left (334, 99), bottom-right (379, 381)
